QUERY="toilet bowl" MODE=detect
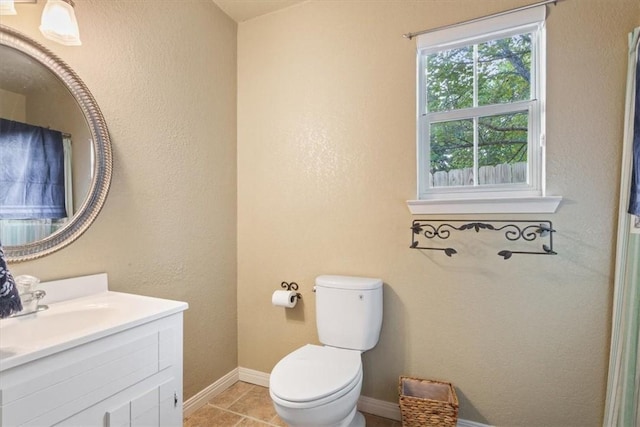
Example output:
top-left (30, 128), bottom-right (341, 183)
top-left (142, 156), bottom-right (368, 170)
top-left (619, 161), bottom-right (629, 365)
top-left (269, 275), bottom-right (383, 427)
top-left (269, 344), bottom-right (365, 427)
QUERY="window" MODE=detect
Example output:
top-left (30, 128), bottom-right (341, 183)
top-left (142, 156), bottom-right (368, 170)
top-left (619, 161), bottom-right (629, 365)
top-left (410, 6), bottom-right (561, 214)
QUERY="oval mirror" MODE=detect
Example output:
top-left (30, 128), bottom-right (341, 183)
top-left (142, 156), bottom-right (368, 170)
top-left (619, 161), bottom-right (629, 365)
top-left (0, 25), bottom-right (112, 262)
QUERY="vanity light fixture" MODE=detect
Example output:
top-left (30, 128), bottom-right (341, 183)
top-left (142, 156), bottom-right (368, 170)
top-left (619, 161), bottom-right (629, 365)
top-left (0, 0), bottom-right (18, 15)
top-left (0, 0), bottom-right (80, 46)
top-left (0, 0), bottom-right (37, 16)
top-left (39, 0), bottom-right (81, 46)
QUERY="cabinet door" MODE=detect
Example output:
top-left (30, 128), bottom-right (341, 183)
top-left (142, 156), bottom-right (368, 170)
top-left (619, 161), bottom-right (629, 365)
top-left (103, 379), bottom-right (182, 427)
top-left (106, 402), bottom-right (130, 427)
top-left (131, 387), bottom-right (159, 427)
top-left (159, 379), bottom-right (182, 426)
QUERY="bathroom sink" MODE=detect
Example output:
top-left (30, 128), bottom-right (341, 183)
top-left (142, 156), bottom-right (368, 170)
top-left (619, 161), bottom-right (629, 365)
top-left (0, 305), bottom-right (119, 345)
top-left (0, 289), bottom-right (188, 371)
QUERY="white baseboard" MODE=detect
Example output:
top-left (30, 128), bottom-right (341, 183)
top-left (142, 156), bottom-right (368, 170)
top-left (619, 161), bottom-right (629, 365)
top-left (457, 419), bottom-right (494, 427)
top-left (357, 396), bottom-right (492, 426)
top-left (238, 366), bottom-right (270, 387)
top-left (186, 367), bottom-right (493, 427)
top-left (183, 368), bottom-right (239, 418)
top-left (357, 395), bottom-right (402, 421)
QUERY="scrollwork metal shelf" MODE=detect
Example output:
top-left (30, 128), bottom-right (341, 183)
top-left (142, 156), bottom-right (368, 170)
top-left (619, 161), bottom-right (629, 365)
top-left (410, 220), bottom-right (557, 259)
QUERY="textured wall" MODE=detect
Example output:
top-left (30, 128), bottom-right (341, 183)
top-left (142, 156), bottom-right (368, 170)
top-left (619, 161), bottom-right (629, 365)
top-left (237, 0), bottom-right (640, 425)
top-left (0, 88), bottom-right (26, 121)
top-left (1, 0), bottom-right (238, 399)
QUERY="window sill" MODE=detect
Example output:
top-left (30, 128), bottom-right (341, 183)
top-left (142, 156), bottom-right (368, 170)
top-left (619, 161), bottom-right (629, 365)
top-left (407, 196), bottom-right (563, 215)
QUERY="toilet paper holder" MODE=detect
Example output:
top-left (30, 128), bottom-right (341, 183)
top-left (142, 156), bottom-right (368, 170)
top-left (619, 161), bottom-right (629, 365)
top-left (281, 281), bottom-right (302, 300)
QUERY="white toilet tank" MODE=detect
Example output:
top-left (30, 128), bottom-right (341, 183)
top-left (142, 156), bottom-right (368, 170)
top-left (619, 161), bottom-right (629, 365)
top-left (315, 275), bottom-right (383, 351)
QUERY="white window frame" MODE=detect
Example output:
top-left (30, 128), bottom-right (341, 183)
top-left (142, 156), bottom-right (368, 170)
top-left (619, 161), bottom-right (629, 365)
top-left (409, 5), bottom-right (561, 214)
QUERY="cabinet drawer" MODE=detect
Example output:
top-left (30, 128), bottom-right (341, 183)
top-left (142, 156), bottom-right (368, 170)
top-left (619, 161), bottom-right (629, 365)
top-left (1, 332), bottom-right (159, 426)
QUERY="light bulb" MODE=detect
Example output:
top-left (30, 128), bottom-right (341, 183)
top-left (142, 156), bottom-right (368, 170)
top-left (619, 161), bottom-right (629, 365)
top-left (40, 0), bottom-right (81, 46)
top-left (0, 0), bottom-right (17, 16)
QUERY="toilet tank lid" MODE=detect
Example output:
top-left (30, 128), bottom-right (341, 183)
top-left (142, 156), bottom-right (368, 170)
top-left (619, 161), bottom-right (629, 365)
top-left (315, 275), bottom-right (382, 290)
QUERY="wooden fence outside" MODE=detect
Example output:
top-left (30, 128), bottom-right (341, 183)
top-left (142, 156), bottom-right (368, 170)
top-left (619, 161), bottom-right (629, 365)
top-left (430, 161), bottom-right (527, 187)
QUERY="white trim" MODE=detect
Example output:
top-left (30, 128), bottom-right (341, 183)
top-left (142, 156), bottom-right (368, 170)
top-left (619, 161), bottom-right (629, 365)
top-left (187, 368), bottom-right (494, 427)
top-left (238, 366), bottom-right (271, 387)
top-left (357, 395), bottom-right (401, 421)
top-left (417, 5), bottom-right (545, 50)
top-left (183, 368), bottom-right (239, 418)
top-left (357, 396), bottom-right (494, 426)
top-left (407, 195), bottom-right (562, 214)
top-left (426, 100), bottom-right (533, 123)
top-left (458, 419), bottom-right (495, 427)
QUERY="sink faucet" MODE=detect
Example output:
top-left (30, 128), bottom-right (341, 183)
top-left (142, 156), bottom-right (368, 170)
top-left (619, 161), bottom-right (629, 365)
top-left (12, 275), bottom-right (48, 317)
top-left (15, 289), bottom-right (47, 316)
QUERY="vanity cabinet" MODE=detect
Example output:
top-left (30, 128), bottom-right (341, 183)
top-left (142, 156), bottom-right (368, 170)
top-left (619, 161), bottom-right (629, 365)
top-left (0, 312), bottom-right (184, 427)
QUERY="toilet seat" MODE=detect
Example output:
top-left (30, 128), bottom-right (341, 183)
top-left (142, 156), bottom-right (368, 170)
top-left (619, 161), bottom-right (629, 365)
top-left (270, 344), bottom-right (362, 408)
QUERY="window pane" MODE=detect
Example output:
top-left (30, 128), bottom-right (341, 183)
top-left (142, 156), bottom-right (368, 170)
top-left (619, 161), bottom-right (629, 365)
top-left (430, 119), bottom-right (474, 187)
top-left (478, 112), bottom-right (528, 185)
top-left (477, 34), bottom-right (531, 106)
top-left (426, 46), bottom-right (473, 113)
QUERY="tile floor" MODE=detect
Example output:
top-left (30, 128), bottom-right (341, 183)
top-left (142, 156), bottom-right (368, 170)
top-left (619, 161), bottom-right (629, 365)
top-left (183, 381), bottom-right (401, 427)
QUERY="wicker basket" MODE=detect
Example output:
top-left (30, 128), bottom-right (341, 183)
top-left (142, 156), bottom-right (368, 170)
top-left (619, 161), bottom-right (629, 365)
top-left (398, 376), bottom-right (459, 427)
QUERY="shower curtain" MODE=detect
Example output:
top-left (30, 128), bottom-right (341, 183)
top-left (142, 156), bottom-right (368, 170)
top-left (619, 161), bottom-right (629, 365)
top-left (604, 27), bottom-right (640, 427)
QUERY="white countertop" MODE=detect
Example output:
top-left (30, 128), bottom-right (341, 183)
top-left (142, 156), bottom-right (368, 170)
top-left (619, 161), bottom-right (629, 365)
top-left (0, 274), bottom-right (188, 372)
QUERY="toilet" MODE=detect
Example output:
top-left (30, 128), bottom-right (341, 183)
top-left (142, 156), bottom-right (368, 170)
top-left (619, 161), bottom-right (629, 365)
top-left (269, 275), bottom-right (383, 427)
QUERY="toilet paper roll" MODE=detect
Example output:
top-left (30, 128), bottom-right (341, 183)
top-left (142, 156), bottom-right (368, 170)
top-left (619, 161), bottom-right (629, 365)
top-left (272, 290), bottom-right (298, 308)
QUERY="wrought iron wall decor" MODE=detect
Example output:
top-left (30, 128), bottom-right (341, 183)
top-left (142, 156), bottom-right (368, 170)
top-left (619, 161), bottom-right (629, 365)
top-left (410, 220), bottom-right (557, 259)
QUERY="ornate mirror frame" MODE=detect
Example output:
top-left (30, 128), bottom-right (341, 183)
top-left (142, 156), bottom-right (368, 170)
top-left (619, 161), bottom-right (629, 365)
top-left (0, 24), bottom-right (112, 262)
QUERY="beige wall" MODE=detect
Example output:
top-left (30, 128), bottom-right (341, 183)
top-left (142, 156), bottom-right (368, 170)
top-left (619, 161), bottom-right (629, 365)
top-left (238, 1), bottom-right (640, 425)
top-left (0, 88), bottom-right (26, 121)
top-left (1, 0), bottom-right (238, 399)
top-left (2, 0), bottom-right (639, 424)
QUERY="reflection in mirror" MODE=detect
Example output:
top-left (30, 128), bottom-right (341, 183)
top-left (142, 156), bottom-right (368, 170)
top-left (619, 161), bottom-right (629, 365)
top-left (0, 24), bottom-right (112, 262)
top-left (0, 44), bottom-right (92, 245)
